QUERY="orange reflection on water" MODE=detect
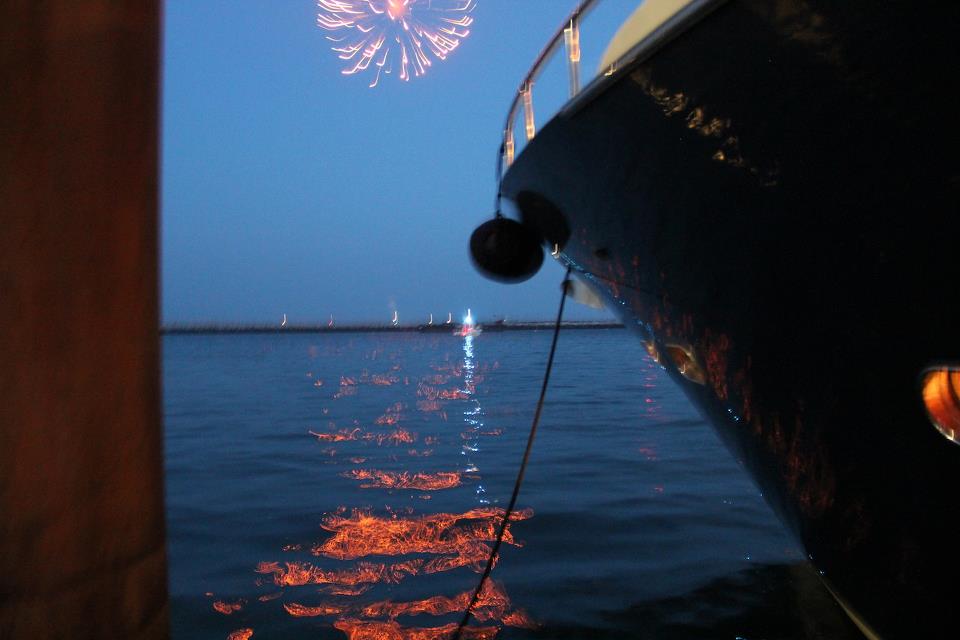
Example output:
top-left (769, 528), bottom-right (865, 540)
top-left (321, 583), bottom-right (374, 596)
top-left (213, 599), bottom-right (244, 615)
top-left (255, 559), bottom-right (420, 588)
top-left (314, 507), bottom-right (532, 568)
top-left (360, 580), bottom-right (532, 627)
top-left (257, 591), bottom-right (283, 602)
top-left (417, 399), bottom-right (442, 412)
top-left (311, 427), bottom-right (361, 442)
top-left (407, 449), bottom-right (433, 457)
top-left (335, 376), bottom-right (360, 399)
top-left (333, 619), bottom-right (497, 640)
top-left (220, 338), bottom-right (535, 638)
top-left (363, 428), bottom-right (417, 446)
top-left (346, 469), bottom-right (461, 490)
top-left (462, 429), bottom-right (502, 439)
top-left (226, 629), bottom-right (253, 640)
top-left (284, 602), bottom-right (346, 617)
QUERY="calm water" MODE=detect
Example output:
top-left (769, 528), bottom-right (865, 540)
top-left (163, 330), bottom-right (860, 639)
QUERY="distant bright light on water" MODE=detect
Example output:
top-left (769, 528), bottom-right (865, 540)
top-left (316, 0), bottom-right (476, 88)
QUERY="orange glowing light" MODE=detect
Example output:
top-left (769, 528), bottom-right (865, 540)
top-left (333, 619), bottom-right (498, 640)
top-left (922, 368), bottom-right (960, 443)
top-left (386, 0), bottom-right (408, 20)
top-left (317, 0), bottom-right (476, 88)
top-left (345, 469), bottom-right (462, 490)
top-left (226, 629), bottom-right (253, 640)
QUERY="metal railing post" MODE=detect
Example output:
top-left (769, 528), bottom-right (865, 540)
top-left (564, 17), bottom-right (581, 98)
top-left (522, 81), bottom-right (536, 141)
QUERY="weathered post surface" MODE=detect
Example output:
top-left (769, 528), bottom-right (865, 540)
top-left (0, 2), bottom-right (168, 638)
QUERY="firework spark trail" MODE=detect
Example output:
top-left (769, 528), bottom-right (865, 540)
top-left (316, 0), bottom-right (476, 87)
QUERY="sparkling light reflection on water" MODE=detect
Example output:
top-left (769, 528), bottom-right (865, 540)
top-left (163, 330), bottom-right (860, 639)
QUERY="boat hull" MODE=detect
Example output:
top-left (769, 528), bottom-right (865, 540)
top-left (502, 1), bottom-right (960, 637)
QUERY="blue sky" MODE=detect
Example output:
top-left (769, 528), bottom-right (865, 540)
top-left (162, 0), bottom-right (631, 325)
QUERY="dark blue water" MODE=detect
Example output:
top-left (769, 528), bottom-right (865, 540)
top-left (163, 330), bottom-right (860, 639)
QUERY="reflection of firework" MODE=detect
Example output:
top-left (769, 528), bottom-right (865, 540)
top-left (345, 469), bottom-right (462, 490)
top-left (317, 0), bottom-right (476, 87)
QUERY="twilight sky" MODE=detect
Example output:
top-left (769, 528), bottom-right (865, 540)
top-left (162, 0), bottom-right (632, 325)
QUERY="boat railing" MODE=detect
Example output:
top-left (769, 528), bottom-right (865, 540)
top-left (500, 0), bottom-right (626, 179)
top-left (499, 0), bottom-right (716, 181)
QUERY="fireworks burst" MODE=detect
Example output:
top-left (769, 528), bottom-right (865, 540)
top-left (317, 0), bottom-right (476, 87)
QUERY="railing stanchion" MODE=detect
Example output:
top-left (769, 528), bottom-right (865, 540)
top-left (499, 1), bottom-right (598, 180)
top-left (522, 81), bottom-right (536, 141)
top-left (564, 17), bottom-right (581, 98)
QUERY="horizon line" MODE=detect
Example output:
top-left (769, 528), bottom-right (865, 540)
top-left (161, 320), bottom-right (625, 335)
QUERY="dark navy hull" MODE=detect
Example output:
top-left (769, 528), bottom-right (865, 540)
top-left (502, 1), bottom-right (960, 637)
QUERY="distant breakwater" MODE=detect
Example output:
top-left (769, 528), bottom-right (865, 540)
top-left (161, 321), bottom-right (624, 335)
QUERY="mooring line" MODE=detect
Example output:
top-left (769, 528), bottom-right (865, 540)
top-left (452, 265), bottom-right (572, 640)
